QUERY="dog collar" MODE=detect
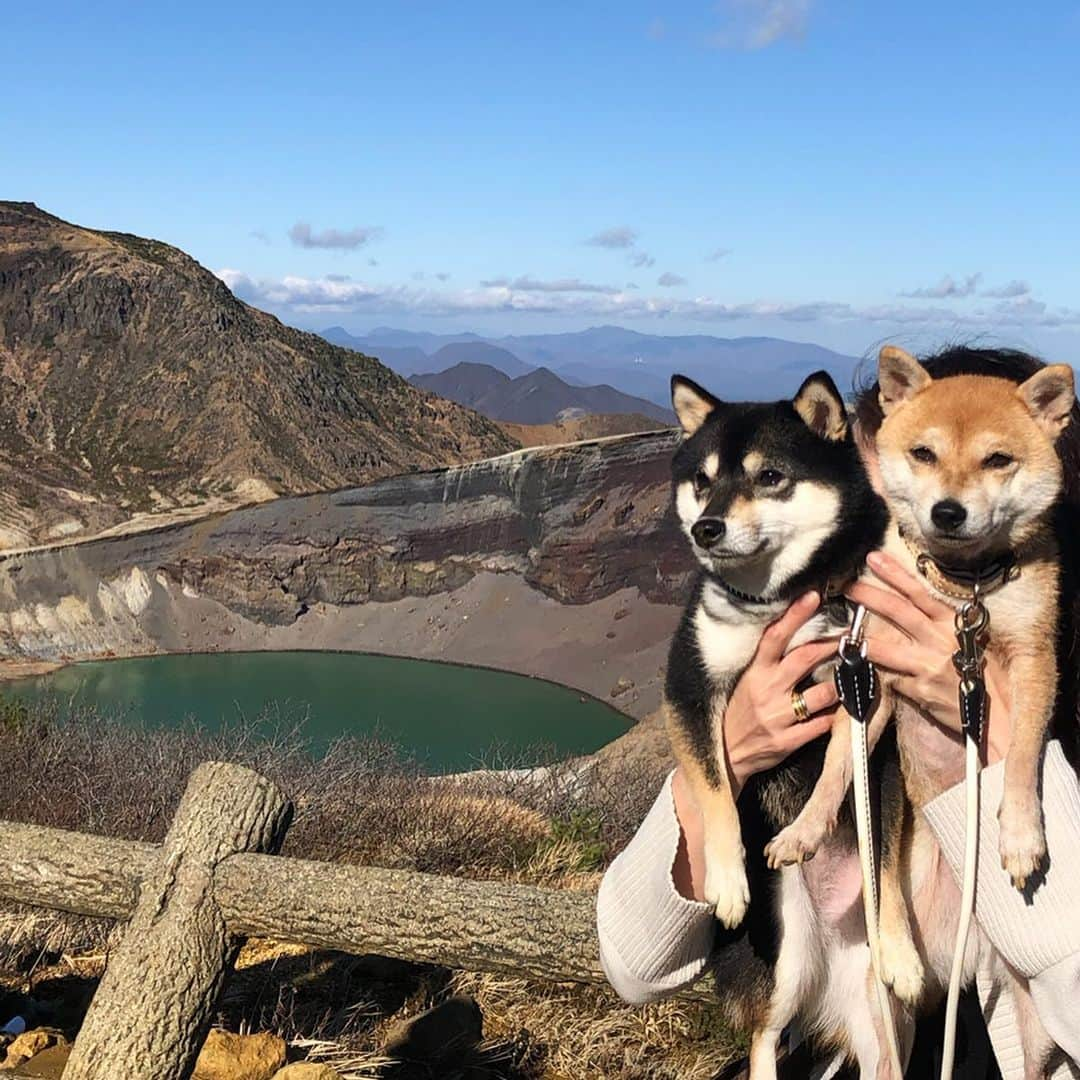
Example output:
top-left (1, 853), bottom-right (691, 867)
top-left (708, 572), bottom-right (848, 613)
top-left (899, 530), bottom-right (1020, 600)
top-left (708, 573), bottom-right (778, 606)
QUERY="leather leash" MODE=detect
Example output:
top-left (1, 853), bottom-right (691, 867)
top-left (940, 586), bottom-right (989, 1080)
top-left (835, 604), bottom-right (905, 1077)
top-left (837, 572), bottom-right (992, 1079)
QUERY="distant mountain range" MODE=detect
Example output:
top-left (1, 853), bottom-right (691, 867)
top-left (321, 325), bottom-right (862, 407)
top-left (427, 341), bottom-right (535, 379)
top-left (409, 363), bottom-right (673, 425)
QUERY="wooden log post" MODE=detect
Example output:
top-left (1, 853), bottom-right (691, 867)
top-left (0, 819), bottom-right (717, 1004)
top-left (63, 762), bottom-right (292, 1080)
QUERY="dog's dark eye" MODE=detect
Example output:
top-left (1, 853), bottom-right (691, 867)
top-left (757, 469), bottom-right (784, 488)
top-left (910, 446), bottom-right (937, 465)
top-left (693, 470), bottom-right (710, 494)
top-left (983, 452), bottom-right (1014, 470)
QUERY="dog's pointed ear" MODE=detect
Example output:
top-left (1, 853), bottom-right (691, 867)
top-left (671, 375), bottom-right (720, 436)
top-left (878, 346), bottom-right (931, 415)
top-left (793, 371), bottom-right (848, 441)
top-left (1017, 364), bottom-right (1076, 438)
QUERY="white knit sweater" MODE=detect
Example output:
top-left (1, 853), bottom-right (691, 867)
top-left (596, 741), bottom-right (1080, 1079)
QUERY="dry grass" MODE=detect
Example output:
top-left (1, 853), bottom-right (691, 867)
top-left (452, 971), bottom-right (742, 1080)
top-left (0, 700), bottom-right (736, 1077)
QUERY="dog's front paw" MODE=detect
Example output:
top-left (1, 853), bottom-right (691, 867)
top-left (998, 798), bottom-right (1046, 890)
top-left (704, 860), bottom-right (750, 929)
top-left (879, 930), bottom-right (925, 1008)
top-left (764, 817), bottom-right (827, 869)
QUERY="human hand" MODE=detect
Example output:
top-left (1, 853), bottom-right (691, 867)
top-left (670, 590), bottom-right (842, 900)
top-left (721, 590), bottom-right (845, 797)
top-left (846, 550), bottom-right (1012, 768)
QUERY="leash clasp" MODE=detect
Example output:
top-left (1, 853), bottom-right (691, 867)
top-left (953, 586), bottom-right (990, 741)
top-left (835, 603), bottom-right (877, 725)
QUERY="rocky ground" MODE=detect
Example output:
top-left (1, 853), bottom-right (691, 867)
top-left (0, 936), bottom-right (736, 1079)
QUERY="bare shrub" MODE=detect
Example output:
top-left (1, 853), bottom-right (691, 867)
top-left (0, 700), bottom-right (736, 1076)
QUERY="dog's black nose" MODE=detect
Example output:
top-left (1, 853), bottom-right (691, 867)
top-left (692, 517), bottom-right (726, 549)
top-left (931, 499), bottom-right (967, 531)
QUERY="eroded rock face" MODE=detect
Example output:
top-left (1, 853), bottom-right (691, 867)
top-left (0, 430), bottom-right (690, 645)
top-left (0, 432), bottom-right (692, 716)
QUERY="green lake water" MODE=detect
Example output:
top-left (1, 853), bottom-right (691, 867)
top-left (4, 651), bottom-right (629, 772)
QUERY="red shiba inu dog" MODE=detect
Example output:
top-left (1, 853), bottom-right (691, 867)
top-left (869, 348), bottom-right (1076, 1072)
top-left (875, 346), bottom-right (1074, 886)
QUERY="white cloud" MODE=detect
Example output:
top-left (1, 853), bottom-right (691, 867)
top-left (981, 280), bottom-right (1031, 299)
top-left (711, 0), bottom-right (811, 50)
top-left (658, 272), bottom-right (688, 287)
top-left (900, 272), bottom-right (982, 299)
top-left (479, 275), bottom-right (621, 294)
top-left (586, 226), bottom-right (637, 249)
top-left (587, 224), bottom-right (656, 269)
top-left (214, 268), bottom-right (1080, 330)
top-left (705, 247), bottom-right (731, 261)
top-left (288, 222), bottom-right (383, 250)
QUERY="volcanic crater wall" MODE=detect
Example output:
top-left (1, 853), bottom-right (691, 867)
top-left (0, 431), bottom-right (693, 713)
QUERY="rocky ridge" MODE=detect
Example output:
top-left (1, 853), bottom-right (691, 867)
top-left (0, 202), bottom-right (513, 548)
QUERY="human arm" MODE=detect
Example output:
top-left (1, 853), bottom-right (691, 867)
top-left (597, 592), bottom-right (843, 1000)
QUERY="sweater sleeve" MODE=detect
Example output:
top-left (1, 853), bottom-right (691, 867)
top-left (595, 771), bottom-right (717, 1004)
top-left (924, 739), bottom-right (1080, 1066)
top-left (923, 740), bottom-right (1080, 978)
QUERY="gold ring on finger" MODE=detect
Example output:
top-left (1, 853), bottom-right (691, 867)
top-left (791, 690), bottom-right (810, 722)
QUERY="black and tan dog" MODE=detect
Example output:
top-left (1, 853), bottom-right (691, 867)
top-left (664, 371), bottom-right (908, 1075)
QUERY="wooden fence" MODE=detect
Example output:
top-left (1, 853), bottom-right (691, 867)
top-left (0, 761), bottom-right (711, 1079)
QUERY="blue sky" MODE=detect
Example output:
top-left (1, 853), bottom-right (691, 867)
top-left (6, 1), bottom-right (1080, 357)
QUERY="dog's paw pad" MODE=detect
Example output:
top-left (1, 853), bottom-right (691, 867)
top-left (764, 821), bottom-right (824, 869)
top-left (998, 807), bottom-right (1046, 890)
top-left (704, 864), bottom-right (750, 929)
top-left (999, 843), bottom-right (1046, 890)
top-left (880, 935), bottom-right (925, 1007)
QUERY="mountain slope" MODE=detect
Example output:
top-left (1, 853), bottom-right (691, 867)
top-left (498, 413), bottom-right (665, 447)
top-left (320, 326), bottom-right (431, 376)
top-left (318, 329), bottom-right (534, 378)
top-left (0, 202), bottom-right (514, 548)
top-left (427, 341), bottom-right (533, 378)
top-left (410, 362), bottom-right (674, 424)
top-left (409, 362), bottom-right (511, 408)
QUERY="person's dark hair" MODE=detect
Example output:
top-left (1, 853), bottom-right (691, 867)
top-left (853, 345), bottom-right (1080, 760)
